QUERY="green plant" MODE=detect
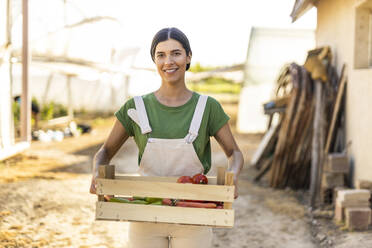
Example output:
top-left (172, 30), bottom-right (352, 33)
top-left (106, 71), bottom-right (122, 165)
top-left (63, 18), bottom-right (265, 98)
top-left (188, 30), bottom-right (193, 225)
top-left (187, 77), bottom-right (242, 94)
top-left (41, 102), bottom-right (68, 120)
top-left (12, 101), bottom-right (20, 127)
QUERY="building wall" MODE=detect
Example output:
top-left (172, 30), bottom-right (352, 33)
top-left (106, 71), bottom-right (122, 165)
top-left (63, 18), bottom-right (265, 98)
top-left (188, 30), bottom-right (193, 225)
top-left (316, 0), bottom-right (372, 184)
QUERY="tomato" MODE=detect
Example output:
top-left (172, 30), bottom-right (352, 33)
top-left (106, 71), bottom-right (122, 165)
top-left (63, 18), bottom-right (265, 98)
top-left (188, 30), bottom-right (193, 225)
top-left (177, 176), bottom-right (193, 183)
top-left (192, 173), bottom-right (208, 184)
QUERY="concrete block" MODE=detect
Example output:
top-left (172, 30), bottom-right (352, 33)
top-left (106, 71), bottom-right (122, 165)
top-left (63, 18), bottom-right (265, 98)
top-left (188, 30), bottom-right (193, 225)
top-left (356, 179), bottom-right (372, 191)
top-left (324, 153), bottom-right (349, 173)
top-left (337, 189), bottom-right (370, 202)
top-left (334, 202), bottom-right (344, 222)
top-left (322, 172), bottom-right (344, 188)
top-left (345, 208), bottom-right (371, 231)
top-left (333, 187), bottom-right (347, 206)
top-left (336, 198), bottom-right (370, 208)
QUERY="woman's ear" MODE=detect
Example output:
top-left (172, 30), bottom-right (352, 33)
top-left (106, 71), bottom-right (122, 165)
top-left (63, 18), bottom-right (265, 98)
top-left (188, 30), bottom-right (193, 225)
top-left (187, 53), bottom-right (192, 64)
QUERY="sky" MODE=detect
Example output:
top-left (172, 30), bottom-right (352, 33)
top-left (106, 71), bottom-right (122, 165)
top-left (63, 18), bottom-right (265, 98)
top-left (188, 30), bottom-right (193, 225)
top-left (23, 0), bottom-right (317, 68)
top-left (106, 0), bottom-right (317, 67)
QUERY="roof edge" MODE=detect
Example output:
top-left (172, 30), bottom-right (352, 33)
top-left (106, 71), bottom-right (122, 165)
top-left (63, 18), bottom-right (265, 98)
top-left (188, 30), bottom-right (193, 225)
top-left (290, 0), bottom-right (317, 22)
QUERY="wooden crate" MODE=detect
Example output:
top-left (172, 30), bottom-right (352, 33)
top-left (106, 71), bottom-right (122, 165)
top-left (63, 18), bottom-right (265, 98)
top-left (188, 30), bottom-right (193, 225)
top-left (95, 165), bottom-right (235, 228)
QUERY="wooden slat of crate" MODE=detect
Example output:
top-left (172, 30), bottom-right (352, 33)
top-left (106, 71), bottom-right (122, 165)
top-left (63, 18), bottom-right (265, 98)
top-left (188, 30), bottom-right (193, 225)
top-left (96, 202), bottom-right (234, 228)
top-left (115, 174), bottom-right (217, 185)
top-left (96, 179), bottom-right (234, 202)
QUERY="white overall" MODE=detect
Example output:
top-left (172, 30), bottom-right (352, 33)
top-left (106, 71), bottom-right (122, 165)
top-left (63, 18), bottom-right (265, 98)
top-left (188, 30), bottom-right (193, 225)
top-left (127, 94), bottom-right (213, 248)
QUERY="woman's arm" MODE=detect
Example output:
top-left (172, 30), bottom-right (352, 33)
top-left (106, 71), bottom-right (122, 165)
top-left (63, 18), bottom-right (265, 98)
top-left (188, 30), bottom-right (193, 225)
top-left (214, 123), bottom-right (244, 198)
top-left (90, 119), bottom-right (130, 194)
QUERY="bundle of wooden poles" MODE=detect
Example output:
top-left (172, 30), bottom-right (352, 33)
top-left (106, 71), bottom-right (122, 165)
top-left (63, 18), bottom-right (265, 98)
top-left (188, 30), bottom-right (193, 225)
top-left (252, 47), bottom-right (347, 192)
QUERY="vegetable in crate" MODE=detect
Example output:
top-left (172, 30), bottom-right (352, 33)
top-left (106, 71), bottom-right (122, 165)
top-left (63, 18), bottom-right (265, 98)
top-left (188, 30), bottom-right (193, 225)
top-left (192, 173), bottom-right (208, 184)
top-left (177, 176), bottom-right (193, 183)
top-left (109, 197), bottom-right (147, 204)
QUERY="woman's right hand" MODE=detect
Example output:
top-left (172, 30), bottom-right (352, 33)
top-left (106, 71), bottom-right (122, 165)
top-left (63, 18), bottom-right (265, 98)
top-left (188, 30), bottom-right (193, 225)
top-left (89, 119), bottom-right (129, 195)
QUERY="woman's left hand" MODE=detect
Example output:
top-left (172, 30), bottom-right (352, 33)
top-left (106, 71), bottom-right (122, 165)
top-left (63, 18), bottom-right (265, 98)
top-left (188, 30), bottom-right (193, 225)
top-left (234, 181), bottom-right (239, 199)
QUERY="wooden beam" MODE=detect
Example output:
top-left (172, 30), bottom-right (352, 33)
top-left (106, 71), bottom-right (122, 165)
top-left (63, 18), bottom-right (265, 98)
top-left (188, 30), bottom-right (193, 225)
top-left (96, 201), bottom-right (234, 228)
top-left (97, 165), bottom-right (115, 201)
top-left (324, 65), bottom-right (347, 154)
top-left (224, 172), bottom-right (234, 209)
top-left (310, 79), bottom-right (323, 208)
top-left (115, 174), bottom-right (218, 185)
top-left (217, 167), bottom-right (226, 185)
top-left (95, 178), bottom-right (235, 203)
top-left (0, 141), bottom-right (30, 161)
top-left (21, 0), bottom-right (31, 142)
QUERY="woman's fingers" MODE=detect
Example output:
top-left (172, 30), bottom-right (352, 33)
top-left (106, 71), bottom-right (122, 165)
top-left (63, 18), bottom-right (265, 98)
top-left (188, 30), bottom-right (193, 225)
top-left (89, 178), bottom-right (97, 194)
top-left (234, 183), bottom-right (238, 199)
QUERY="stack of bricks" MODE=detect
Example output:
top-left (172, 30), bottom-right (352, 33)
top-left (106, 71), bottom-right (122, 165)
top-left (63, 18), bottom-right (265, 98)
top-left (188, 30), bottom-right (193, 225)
top-left (334, 189), bottom-right (371, 231)
top-left (356, 179), bottom-right (372, 208)
top-left (321, 153), bottom-right (349, 204)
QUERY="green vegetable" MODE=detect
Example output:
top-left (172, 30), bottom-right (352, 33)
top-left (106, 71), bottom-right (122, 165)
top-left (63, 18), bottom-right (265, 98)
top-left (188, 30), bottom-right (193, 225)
top-left (109, 197), bottom-right (132, 203)
top-left (145, 197), bottom-right (163, 204)
top-left (131, 200), bottom-right (148, 204)
top-left (109, 197), bottom-right (148, 205)
top-left (150, 201), bottom-right (163, 205)
top-left (132, 196), bottom-right (146, 201)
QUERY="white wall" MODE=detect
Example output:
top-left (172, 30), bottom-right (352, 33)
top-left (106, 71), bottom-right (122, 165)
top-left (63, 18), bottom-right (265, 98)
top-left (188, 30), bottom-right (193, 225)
top-left (316, 0), bottom-right (372, 184)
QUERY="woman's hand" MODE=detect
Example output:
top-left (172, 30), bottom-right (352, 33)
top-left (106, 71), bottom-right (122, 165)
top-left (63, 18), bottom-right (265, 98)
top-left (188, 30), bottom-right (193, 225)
top-left (89, 176), bottom-right (97, 194)
top-left (234, 180), bottom-right (239, 199)
top-left (89, 119), bottom-right (129, 194)
top-left (214, 123), bottom-right (244, 199)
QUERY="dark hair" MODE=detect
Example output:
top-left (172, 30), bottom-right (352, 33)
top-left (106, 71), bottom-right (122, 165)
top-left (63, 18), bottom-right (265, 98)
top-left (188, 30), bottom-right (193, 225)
top-left (150, 27), bottom-right (192, 70)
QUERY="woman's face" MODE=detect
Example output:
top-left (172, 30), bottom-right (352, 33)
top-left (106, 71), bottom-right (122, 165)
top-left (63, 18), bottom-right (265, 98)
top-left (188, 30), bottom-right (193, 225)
top-left (154, 39), bottom-right (191, 85)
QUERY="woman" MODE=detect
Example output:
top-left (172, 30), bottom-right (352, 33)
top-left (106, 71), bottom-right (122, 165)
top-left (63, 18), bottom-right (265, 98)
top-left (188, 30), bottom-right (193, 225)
top-left (90, 27), bottom-right (244, 248)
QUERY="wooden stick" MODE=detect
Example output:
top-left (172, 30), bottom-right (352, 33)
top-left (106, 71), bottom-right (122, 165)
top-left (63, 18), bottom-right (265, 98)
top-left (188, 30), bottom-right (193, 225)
top-left (310, 80), bottom-right (323, 208)
top-left (254, 156), bottom-right (274, 182)
top-left (217, 167), bottom-right (226, 185)
top-left (224, 172), bottom-right (234, 209)
top-left (324, 64), bottom-right (347, 154)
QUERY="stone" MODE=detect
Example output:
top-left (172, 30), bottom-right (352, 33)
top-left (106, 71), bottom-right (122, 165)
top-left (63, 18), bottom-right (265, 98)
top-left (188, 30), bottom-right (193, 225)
top-left (356, 179), bottom-right (372, 191)
top-left (322, 172), bottom-right (344, 188)
top-left (345, 207), bottom-right (371, 231)
top-left (336, 198), bottom-right (370, 208)
top-left (333, 187), bottom-right (347, 205)
top-left (337, 189), bottom-right (370, 202)
top-left (324, 153), bottom-right (349, 173)
top-left (334, 202), bottom-right (344, 223)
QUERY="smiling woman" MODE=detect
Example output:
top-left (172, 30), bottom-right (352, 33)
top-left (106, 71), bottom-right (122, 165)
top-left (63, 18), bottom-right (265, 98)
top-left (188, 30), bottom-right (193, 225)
top-left (90, 27), bottom-right (244, 248)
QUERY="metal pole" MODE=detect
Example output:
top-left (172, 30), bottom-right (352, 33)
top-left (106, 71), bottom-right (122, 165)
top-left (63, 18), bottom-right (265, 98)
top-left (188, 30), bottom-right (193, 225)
top-left (21, 0), bottom-right (31, 142)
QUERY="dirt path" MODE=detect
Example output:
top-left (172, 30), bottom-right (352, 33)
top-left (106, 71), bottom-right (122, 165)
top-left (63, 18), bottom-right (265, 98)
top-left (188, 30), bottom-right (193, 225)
top-left (1, 118), bottom-right (316, 247)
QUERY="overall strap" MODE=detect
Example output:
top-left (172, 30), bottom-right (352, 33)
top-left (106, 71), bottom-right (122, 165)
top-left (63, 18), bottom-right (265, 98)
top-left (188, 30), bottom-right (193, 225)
top-left (133, 96), bottom-right (152, 134)
top-left (185, 95), bottom-right (208, 143)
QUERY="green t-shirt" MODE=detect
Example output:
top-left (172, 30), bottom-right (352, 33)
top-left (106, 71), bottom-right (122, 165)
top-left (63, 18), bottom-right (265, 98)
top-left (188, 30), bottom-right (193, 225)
top-left (114, 92), bottom-right (230, 174)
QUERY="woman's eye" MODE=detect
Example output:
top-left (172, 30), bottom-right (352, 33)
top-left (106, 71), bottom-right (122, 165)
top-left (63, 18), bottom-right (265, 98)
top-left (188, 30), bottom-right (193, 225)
top-left (157, 54), bottom-right (164, 58)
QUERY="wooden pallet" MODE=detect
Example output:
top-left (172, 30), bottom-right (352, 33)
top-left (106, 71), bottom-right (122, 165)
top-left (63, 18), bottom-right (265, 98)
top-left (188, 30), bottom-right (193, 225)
top-left (95, 165), bottom-right (235, 228)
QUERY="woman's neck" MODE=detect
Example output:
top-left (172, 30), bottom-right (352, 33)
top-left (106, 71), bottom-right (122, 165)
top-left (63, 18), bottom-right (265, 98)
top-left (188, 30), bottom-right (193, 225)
top-left (155, 83), bottom-right (193, 107)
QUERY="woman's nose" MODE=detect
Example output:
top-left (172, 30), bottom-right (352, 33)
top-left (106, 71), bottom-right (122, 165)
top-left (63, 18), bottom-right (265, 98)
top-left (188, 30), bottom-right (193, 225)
top-left (164, 55), bottom-right (174, 65)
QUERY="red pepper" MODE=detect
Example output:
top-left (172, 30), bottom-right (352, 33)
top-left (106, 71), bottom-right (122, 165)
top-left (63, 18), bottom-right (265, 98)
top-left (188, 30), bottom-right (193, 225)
top-left (192, 173), bottom-right (208, 184)
top-left (177, 176), bottom-right (193, 184)
top-left (175, 200), bottom-right (217, 208)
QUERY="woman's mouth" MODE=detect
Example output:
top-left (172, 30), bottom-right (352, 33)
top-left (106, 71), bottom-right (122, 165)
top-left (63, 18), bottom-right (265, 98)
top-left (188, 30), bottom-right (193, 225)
top-left (163, 68), bottom-right (178, 73)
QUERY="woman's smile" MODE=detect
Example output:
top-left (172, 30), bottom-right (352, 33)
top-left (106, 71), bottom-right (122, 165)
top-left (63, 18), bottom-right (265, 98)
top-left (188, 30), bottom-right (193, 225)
top-left (154, 39), bottom-right (191, 84)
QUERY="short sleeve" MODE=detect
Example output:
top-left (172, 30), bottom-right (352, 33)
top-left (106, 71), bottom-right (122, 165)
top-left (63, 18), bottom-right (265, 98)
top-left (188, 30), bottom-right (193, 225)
top-left (114, 98), bottom-right (135, 136)
top-left (207, 97), bottom-right (230, 136)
